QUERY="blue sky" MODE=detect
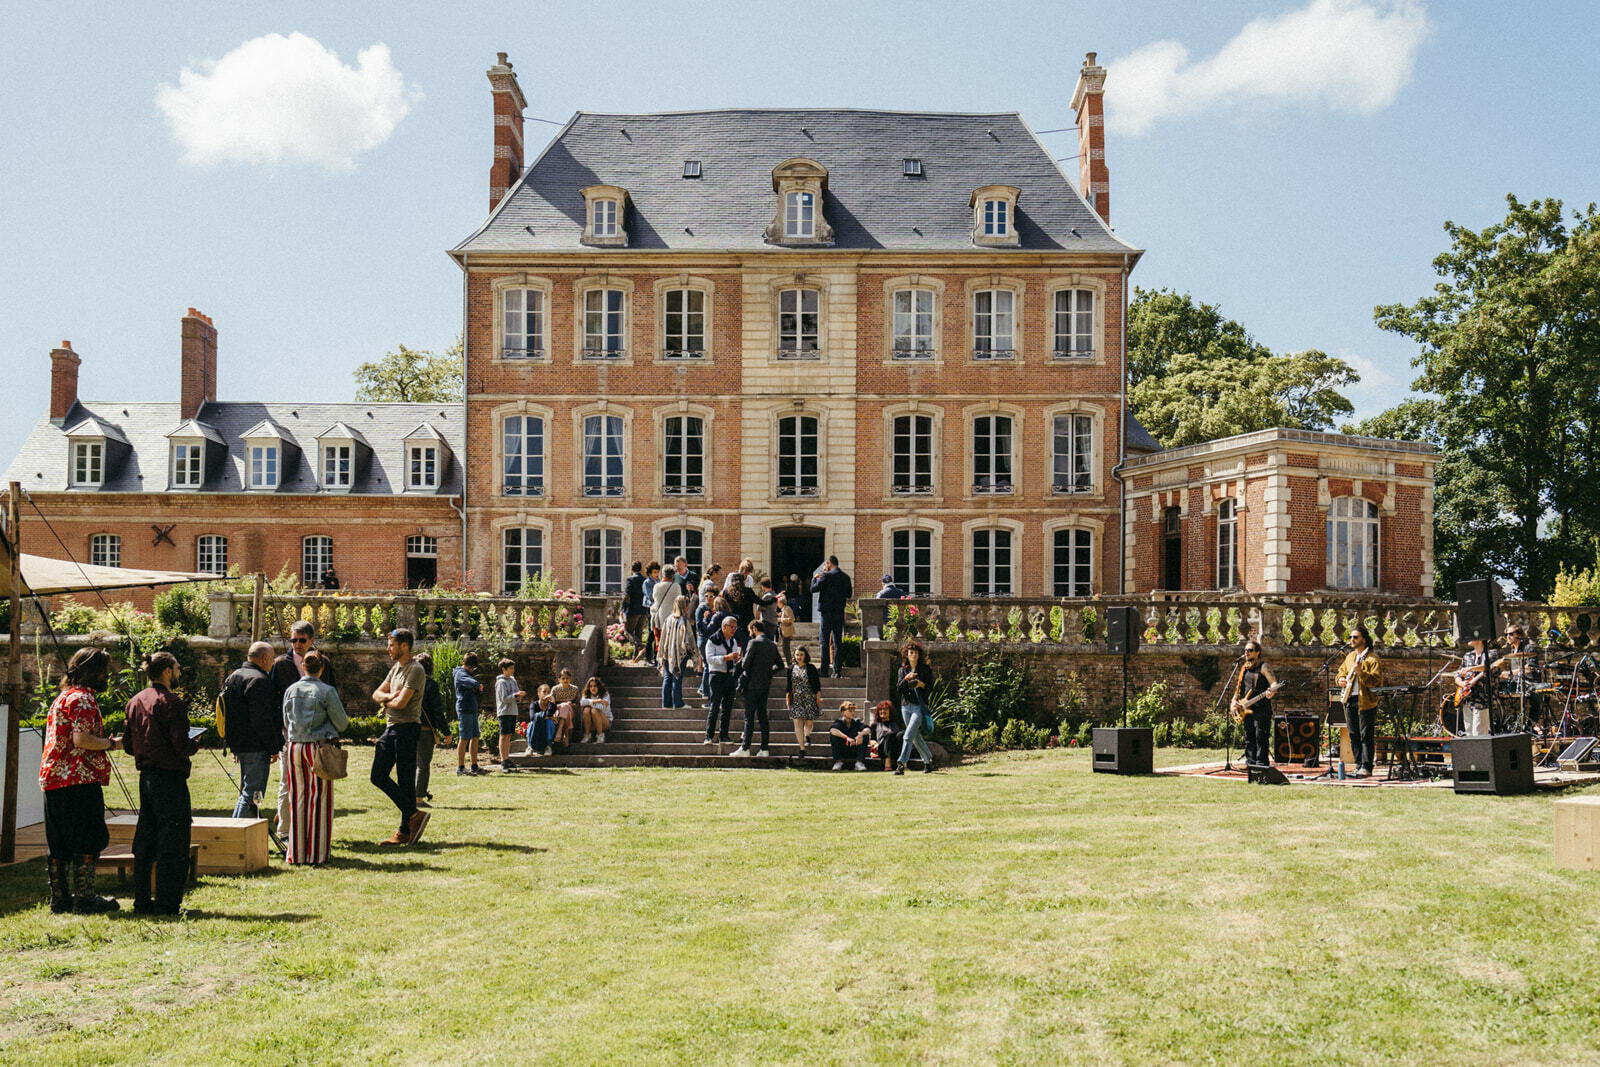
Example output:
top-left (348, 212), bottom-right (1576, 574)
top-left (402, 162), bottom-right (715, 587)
top-left (3, 1), bottom-right (1597, 469)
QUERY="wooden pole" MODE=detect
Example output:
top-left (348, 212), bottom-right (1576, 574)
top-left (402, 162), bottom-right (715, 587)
top-left (2, 481), bottom-right (23, 864)
top-left (250, 572), bottom-right (265, 644)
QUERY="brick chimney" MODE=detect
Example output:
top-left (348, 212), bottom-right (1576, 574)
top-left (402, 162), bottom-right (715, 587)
top-left (180, 308), bottom-right (217, 420)
top-left (49, 340), bottom-right (81, 425)
top-left (487, 52), bottom-right (527, 213)
top-left (1072, 51), bottom-right (1110, 224)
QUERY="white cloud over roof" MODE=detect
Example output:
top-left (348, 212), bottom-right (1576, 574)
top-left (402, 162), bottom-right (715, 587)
top-left (156, 32), bottom-right (419, 169)
top-left (1109, 0), bottom-right (1430, 135)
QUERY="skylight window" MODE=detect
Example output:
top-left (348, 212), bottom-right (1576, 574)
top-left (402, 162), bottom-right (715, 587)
top-left (903, 158), bottom-right (923, 177)
top-left (683, 160), bottom-right (701, 178)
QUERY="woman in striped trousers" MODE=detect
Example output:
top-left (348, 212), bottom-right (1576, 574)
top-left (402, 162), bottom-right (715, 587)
top-left (280, 651), bottom-right (349, 865)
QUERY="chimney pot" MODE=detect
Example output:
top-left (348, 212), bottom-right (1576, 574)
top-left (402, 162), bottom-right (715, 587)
top-left (1085, 51), bottom-right (1097, 65)
top-left (50, 341), bottom-right (82, 423)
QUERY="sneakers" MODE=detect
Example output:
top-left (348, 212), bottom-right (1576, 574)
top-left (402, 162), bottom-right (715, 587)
top-left (596, 733), bottom-right (606, 744)
top-left (542, 747), bottom-right (553, 756)
top-left (456, 766), bottom-right (467, 776)
top-left (407, 810), bottom-right (431, 845)
top-left (756, 749), bottom-right (769, 758)
top-left (581, 733), bottom-right (593, 744)
top-left (894, 764), bottom-right (906, 776)
top-left (832, 761), bottom-right (845, 771)
top-left (730, 746), bottom-right (751, 757)
top-left (703, 736), bottom-right (715, 745)
top-left (854, 761), bottom-right (867, 771)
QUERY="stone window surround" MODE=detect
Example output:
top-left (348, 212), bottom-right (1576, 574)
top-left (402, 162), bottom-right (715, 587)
top-left (572, 275), bottom-right (636, 364)
top-left (492, 513), bottom-right (555, 592)
top-left (769, 275), bottom-right (829, 362)
top-left (880, 517), bottom-right (943, 597)
top-left (881, 274), bottom-right (946, 364)
top-left (963, 275), bottom-right (1027, 363)
top-left (970, 184), bottom-right (1021, 247)
top-left (770, 404), bottom-right (829, 504)
top-left (652, 275), bottom-right (717, 364)
top-left (962, 400), bottom-right (1026, 502)
top-left (765, 158), bottom-right (834, 246)
top-left (1044, 275), bottom-right (1107, 364)
top-left (880, 400), bottom-right (945, 504)
top-left (1042, 515), bottom-right (1103, 597)
top-left (650, 514), bottom-right (716, 578)
top-left (491, 400), bottom-right (555, 501)
top-left (961, 516), bottom-right (1026, 597)
top-left (653, 401), bottom-right (715, 501)
top-left (1042, 400), bottom-right (1106, 501)
top-left (571, 513), bottom-right (634, 595)
top-left (579, 185), bottom-right (630, 247)
top-left (490, 273), bottom-right (554, 364)
top-left (571, 400), bottom-right (632, 503)
top-left (1325, 493), bottom-right (1383, 592)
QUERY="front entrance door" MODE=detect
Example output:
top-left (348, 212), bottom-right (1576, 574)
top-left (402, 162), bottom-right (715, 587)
top-left (770, 526), bottom-right (825, 622)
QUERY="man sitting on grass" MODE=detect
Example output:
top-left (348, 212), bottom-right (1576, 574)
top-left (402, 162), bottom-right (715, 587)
top-left (829, 701), bottom-right (869, 771)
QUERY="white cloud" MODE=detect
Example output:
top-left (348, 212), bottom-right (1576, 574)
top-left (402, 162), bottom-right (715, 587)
top-left (1108, 1), bottom-right (1430, 135)
top-left (157, 33), bottom-right (419, 169)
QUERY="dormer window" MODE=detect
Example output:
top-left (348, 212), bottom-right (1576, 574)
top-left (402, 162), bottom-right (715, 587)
top-left (249, 444), bottom-right (279, 489)
top-left (72, 441), bottom-right (103, 487)
top-left (579, 185), bottom-right (629, 247)
top-left (766, 158), bottom-right (834, 246)
top-left (165, 418), bottom-right (222, 491)
top-left (785, 192), bottom-right (814, 238)
top-left (971, 185), bottom-right (1021, 247)
top-left (903, 158), bottom-right (923, 177)
top-left (241, 420), bottom-right (294, 492)
top-left (315, 422), bottom-right (366, 492)
top-left (403, 424), bottom-right (448, 493)
top-left (682, 160), bottom-right (701, 178)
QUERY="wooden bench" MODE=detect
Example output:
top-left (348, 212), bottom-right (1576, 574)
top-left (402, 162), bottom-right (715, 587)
top-left (97, 843), bottom-right (202, 886)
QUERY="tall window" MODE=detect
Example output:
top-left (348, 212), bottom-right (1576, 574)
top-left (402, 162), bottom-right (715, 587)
top-left (891, 528), bottom-right (933, 596)
top-left (408, 445), bottom-right (438, 490)
top-left (501, 528), bottom-right (544, 595)
top-left (1052, 414), bottom-right (1093, 494)
top-left (1328, 496), bottom-right (1379, 590)
top-left (891, 414), bottom-right (934, 495)
top-left (1217, 499), bottom-right (1239, 589)
top-left (662, 528), bottom-right (704, 579)
top-left (1053, 528), bottom-right (1093, 597)
top-left (778, 289), bottom-right (820, 358)
top-left (172, 443), bottom-right (202, 487)
top-left (582, 289), bottom-right (626, 359)
top-left (973, 415), bottom-right (1014, 494)
top-left (582, 414), bottom-right (624, 497)
top-left (972, 290), bottom-right (1015, 358)
top-left (301, 536), bottom-right (332, 587)
top-left (982, 198), bottom-right (1009, 236)
top-left (502, 415), bottom-right (544, 497)
top-left (785, 191), bottom-right (814, 238)
top-left (582, 528), bottom-right (623, 593)
top-left (1053, 289), bottom-right (1094, 358)
top-left (249, 444), bottom-right (279, 489)
top-left (663, 415), bottom-right (704, 495)
top-left (89, 533), bottom-right (119, 568)
top-left (1162, 506), bottom-right (1183, 591)
top-left (72, 442), bottom-right (103, 487)
top-left (663, 289), bottom-right (706, 358)
top-left (197, 534), bottom-right (227, 575)
top-left (777, 415), bottom-right (819, 496)
top-left (591, 198), bottom-right (618, 237)
top-left (972, 529), bottom-right (1012, 596)
top-left (892, 289), bottom-right (935, 358)
top-left (503, 288), bottom-right (544, 359)
top-left (323, 445), bottom-right (352, 488)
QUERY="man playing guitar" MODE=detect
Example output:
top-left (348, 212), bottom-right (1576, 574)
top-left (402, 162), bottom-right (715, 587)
top-left (1455, 635), bottom-right (1496, 736)
top-left (1492, 623), bottom-right (1542, 729)
top-left (1231, 642), bottom-right (1281, 767)
top-left (1335, 626), bottom-right (1383, 778)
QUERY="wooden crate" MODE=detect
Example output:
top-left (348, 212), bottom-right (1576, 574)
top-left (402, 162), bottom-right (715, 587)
top-left (106, 814), bottom-right (270, 875)
top-left (1554, 797), bottom-right (1600, 871)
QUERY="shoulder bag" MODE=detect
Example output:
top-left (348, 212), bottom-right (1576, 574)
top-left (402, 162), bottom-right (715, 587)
top-left (312, 739), bottom-right (348, 780)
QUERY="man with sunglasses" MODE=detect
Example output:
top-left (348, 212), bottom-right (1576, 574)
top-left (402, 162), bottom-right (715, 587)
top-left (1230, 642), bottom-right (1281, 767)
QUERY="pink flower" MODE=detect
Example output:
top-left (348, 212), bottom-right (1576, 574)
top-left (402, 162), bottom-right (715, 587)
top-left (908, 606), bottom-right (919, 616)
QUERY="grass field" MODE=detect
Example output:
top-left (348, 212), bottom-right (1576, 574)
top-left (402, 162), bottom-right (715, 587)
top-left (1, 746), bottom-right (1598, 1065)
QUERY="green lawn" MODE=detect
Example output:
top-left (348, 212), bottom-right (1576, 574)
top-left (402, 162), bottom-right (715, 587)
top-left (1, 747), bottom-right (1598, 1065)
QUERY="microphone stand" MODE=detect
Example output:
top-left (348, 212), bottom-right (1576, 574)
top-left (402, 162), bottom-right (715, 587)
top-left (1216, 654), bottom-right (1247, 773)
top-left (1309, 650), bottom-right (1343, 779)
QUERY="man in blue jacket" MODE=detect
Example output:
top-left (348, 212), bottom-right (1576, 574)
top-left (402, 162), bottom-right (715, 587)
top-left (810, 556), bottom-right (853, 678)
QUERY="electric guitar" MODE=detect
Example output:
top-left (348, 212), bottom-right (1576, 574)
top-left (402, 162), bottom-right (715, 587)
top-left (1231, 683), bottom-right (1282, 723)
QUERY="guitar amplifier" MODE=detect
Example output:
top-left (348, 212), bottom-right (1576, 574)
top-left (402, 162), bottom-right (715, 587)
top-left (1274, 715), bottom-right (1320, 763)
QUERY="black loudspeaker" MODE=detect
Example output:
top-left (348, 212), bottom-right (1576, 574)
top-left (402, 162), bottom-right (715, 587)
top-left (1248, 765), bottom-right (1289, 785)
top-left (1092, 727), bottom-right (1153, 775)
top-left (1273, 715), bottom-right (1320, 763)
top-left (1456, 578), bottom-right (1500, 642)
top-left (1452, 733), bottom-right (1534, 795)
top-left (1106, 606), bottom-right (1141, 656)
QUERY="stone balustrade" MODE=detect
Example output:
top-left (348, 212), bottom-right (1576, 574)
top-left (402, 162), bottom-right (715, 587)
top-left (209, 590), bottom-right (620, 646)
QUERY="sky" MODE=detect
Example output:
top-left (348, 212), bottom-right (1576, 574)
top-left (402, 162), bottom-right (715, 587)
top-left (3, 0), bottom-right (1598, 470)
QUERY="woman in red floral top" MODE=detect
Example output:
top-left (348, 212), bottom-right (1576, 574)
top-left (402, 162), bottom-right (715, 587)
top-left (39, 647), bottom-right (122, 914)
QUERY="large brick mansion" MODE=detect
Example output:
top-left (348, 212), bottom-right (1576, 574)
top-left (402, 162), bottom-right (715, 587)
top-left (4, 52), bottom-right (1435, 604)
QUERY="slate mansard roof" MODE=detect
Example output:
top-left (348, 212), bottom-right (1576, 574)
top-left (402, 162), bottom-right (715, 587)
top-left (4, 401), bottom-right (464, 495)
top-left (454, 109), bottom-right (1141, 256)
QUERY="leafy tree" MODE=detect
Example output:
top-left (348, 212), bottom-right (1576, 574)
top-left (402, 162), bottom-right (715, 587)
top-left (1375, 195), bottom-right (1600, 599)
top-left (353, 339), bottom-right (463, 403)
top-left (1130, 347), bottom-right (1356, 448)
top-left (1126, 287), bottom-right (1270, 386)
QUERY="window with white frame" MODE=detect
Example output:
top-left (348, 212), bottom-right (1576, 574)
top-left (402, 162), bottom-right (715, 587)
top-left (778, 289), bottom-right (820, 358)
top-left (1052, 528), bottom-right (1093, 597)
top-left (408, 444), bottom-right (439, 490)
top-left (1052, 414), bottom-right (1094, 495)
top-left (171, 443), bottom-right (203, 488)
top-left (323, 445), bottom-right (352, 488)
top-left (406, 535), bottom-right (437, 557)
top-left (973, 415), bottom-right (1014, 494)
top-left (503, 288), bottom-right (544, 359)
top-left (663, 289), bottom-right (706, 358)
top-left (582, 528), bottom-right (623, 594)
top-left (582, 289), bottom-right (627, 359)
top-left (662, 528), bottom-right (704, 580)
top-left (248, 444), bottom-right (279, 489)
top-left (784, 191), bottom-right (814, 238)
top-left (502, 415), bottom-right (544, 497)
top-left (891, 528), bottom-right (933, 596)
top-left (891, 414), bottom-right (934, 495)
top-left (1217, 498), bottom-right (1239, 589)
top-left (777, 415), bottom-right (819, 497)
top-left (582, 414), bottom-right (624, 497)
top-left (1327, 496), bottom-right (1379, 590)
top-left (72, 442), bottom-right (103, 487)
top-left (89, 533), bottom-right (119, 568)
top-left (972, 528), bottom-right (1012, 596)
top-left (501, 527), bottom-right (544, 595)
top-left (972, 290), bottom-right (1015, 358)
top-left (591, 198), bottom-right (618, 238)
top-left (1053, 289), bottom-right (1095, 358)
top-left (663, 415), bottom-right (704, 495)
top-left (892, 289), bottom-right (935, 358)
top-left (301, 536), bottom-right (332, 587)
top-left (982, 198), bottom-right (1009, 236)
top-left (196, 534), bottom-right (227, 575)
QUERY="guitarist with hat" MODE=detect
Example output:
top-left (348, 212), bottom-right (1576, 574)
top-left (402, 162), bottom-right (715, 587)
top-left (1231, 642), bottom-right (1281, 767)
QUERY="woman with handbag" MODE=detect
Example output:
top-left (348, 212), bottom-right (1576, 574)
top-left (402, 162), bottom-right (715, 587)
top-left (281, 650), bottom-right (349, 865)
top-left (658, 595), bottom-right (697, 710)
top-left (895, 641), bottom-right (937, 775)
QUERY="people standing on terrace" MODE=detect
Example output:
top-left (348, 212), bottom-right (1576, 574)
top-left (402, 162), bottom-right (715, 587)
top-left (812, 556), bottom-right (853, 678)
top-left (786, 645), bottom-right (822, 754)
top-left (703, 615), bottom-right (743, 744)
top-left (659, 594), bottom-right (697, 710)
top-left (731, 620), bottom-right (783, 758)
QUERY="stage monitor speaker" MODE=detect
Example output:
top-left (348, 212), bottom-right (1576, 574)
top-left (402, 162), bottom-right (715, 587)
top-left (1452, 733), bottom-right (1534, 795)
top-left (1456, 578), bottom-right (1500, 642)
top-left (1106, 606), bottom-right (1141, 656)
top-left (1248, 764), bottom-right (1289, 785)
top-left (1092, 727), bottom-right (1153, 775)
top-left (1274, 715), bottom-right (1320, 763)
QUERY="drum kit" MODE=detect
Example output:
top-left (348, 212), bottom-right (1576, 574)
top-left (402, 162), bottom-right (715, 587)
top-left (1436, 644), bottom-right (1600, 741)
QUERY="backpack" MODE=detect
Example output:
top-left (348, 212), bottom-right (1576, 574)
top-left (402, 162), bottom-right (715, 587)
top-left (214, 690), bottom-right (229, 746)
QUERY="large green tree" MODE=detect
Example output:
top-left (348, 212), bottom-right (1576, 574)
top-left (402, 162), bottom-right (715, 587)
top-left (1126, 287), bottom-right (1270, 386)
top-left (1374, 195), bottom-right (1600, 599)
top-left (353, 339), bottom-right (464, 403)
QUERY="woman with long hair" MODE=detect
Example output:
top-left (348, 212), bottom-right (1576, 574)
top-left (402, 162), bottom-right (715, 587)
top-left (580, 676), bottom-right (612, 743)
top-left (785, 645), bottom-right (822, 753)
top-left (281, 650), bottom-right (349, 865)
top-left (895, 640), bottom-right (936, 774)
top-left (40, 647), bottom-right (121, 913)
top-left (658, 594), bottom-right (697, 710)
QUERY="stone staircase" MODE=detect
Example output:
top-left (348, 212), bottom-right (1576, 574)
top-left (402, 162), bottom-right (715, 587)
top-left (502, 660), bottom-right (869, 769)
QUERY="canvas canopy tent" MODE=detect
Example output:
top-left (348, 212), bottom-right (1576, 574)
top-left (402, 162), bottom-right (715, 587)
top-left (0, 552), bottom-right (220, 598)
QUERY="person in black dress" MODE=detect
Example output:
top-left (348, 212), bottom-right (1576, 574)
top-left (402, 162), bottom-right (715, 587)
top-left (1230, 641), bottom-right (1280, 767)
